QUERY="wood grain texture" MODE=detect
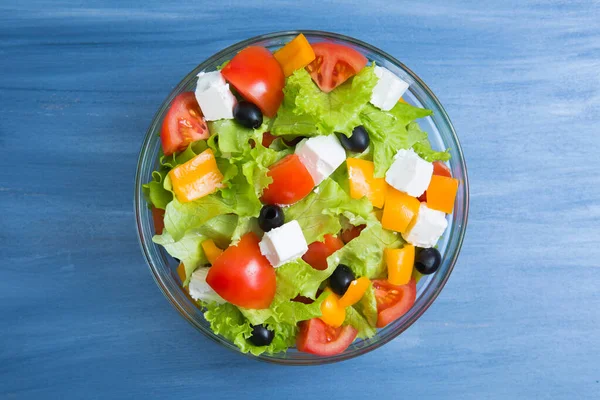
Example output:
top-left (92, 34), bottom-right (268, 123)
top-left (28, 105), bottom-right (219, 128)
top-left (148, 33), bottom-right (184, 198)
top-left (1, 1), bottom-right (599, 399)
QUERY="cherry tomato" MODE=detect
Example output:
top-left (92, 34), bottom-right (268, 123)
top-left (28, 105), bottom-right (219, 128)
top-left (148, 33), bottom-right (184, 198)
top-left (340, 224), bottom-right (366, 244)
top-left (260, 154), bottom-right (314, 205)
top-left (373, 279), bottom-right (417, 328)
top-left (151, 207), bottom-right (165, 234)
top-left (418, 161), bottom-right (452, 202)
top-left (206, 233), bottom-right (276, 309)
top-left (305, 42), bottom-right (367, 93)
top-left (160, 92), bottom-right (209, 156)
top-left (221, 46), bottom-right (285, 117)
top-left (302, 234), bottom-right (344, 270)
top-left (296, 318), bottom-right (358, 356)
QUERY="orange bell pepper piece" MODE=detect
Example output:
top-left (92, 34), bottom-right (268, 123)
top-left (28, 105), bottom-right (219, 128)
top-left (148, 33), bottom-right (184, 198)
top-left (425, 175), bottom-right (459, 214)
top-left (176, 262), bottom-right (186, 283)
top-left (169, 148), bottom-right (224, 203)
top-left (338, 277), bottom-right (370, 308)
top-left (347, 158), bottom-right (388, 208)
top-left (201, 239), bottom-right (223, 265)
top-left (398, 97), bottom-right (408, 104)
top-left (385, 245), bottom-right (415, 286)
top-left (320, 291), bottom-right (346, 328)
top-left (381, 187), bottom-right (420, 233)
top-left (273, 33), bottom-right (316, 77)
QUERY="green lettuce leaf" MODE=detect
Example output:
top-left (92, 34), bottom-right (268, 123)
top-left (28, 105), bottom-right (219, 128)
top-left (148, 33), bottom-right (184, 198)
top-left (195, 214), bottom-right (237, 249)
top-left (152, 229), bottom-right (207, 283)
top-left (344, 306), bottom-right (377, 339)
top-left (142, 169), bottom-right (172, 210)
top-left (203, 302), bottom-right (296, 356)
top-left (163, 195), bottom-right (233, 242)
top-left (408, 122), bottom-right (451, 162)
top-left (230, 216), bottom-right (261, 245)
top-left (354, 282), bottom-right (378, 327)
top-left (271, 66), bottom-right (378, 137)
top-left (207, 118), bottom-right (270, 155)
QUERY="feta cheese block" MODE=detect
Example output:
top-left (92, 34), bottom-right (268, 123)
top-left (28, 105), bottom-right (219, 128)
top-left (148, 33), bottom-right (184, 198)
top-left (259, 220), bottom-right (308, 267)
top-left (295, 135), bottom-right (346, 185)
top-left (188, 267), bottom-right (226, 303)
top-left (385, 149), bottom-right (433, 197)
top-left (370, 66), bottom-right (410, 111)
top-left (194, 71), bottom-right (237, 121)
top-left (402, 203), bottom-right (448, 248)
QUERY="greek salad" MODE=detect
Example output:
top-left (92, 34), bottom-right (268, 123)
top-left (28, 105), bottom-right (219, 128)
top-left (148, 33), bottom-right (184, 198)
top-left (143, 34), bottom-right (459, 356)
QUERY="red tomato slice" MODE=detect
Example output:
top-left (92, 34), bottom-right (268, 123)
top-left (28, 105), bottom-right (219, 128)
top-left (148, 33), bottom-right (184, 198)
top-left (302, 234), bottom-right (344, 270)
top-left (221, 46), bottom-right (285, 117)
top-left (151, 207), bottom-right (165, 234)
top-left (262, 132), bottom-right (277, 148)
top-left (296, 318), bottom-right (358, 356)
top-left (340, 224), bottom-right (366, 244)
top-left (260, 154), bottom-right (314, 205)
top-left (161, 92), bottom-right (209, 156)
top-left (373, 279), bottom-right (417, 328)
top-left (206, 233), bottom-right (276, 309)
top-left (418, 161), bottom-right (452, 202)
top-left (305, 42), bottom-right (367, 93)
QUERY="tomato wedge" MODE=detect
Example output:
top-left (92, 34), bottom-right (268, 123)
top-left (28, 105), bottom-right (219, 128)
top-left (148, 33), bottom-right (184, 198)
top-left (221, 46), bottom-right (285, 117)
top-left (373, 279), bottom-right (417, 328)
top-left (305, 42), bottom-right (367, 93)
top-left (296, 318), bottom-right (358, 356)
top-left (418, 161), bottom-right (452, 202)
top-left (151, 207), bottom-right (165, 234)
top-left (340, 224), bottom-right (366, 244)
top-left (261, 154), bottom-right (314, 205)
top-left (302, 234), bottom-right (344, 270)
top-left (206, 233), bottom-right (276, 309)
top-left (161, 92), bottom-right (209, 156)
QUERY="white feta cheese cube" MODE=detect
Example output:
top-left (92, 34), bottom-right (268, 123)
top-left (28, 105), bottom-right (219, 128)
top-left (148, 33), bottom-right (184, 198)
top-left (295, 135), bottom-right (346, 185)
top-left (385, 149), bottom-right (433, 197)
top-left (370, 66), bottom-right (410, 111)
top-left (402, 203), bottom-right (448, 248)
top-left (188, 267), bottom-right (226, 304)
top-left (194, 71), bottom-right (237, 121)
top-left (259, 220), bottom-right (308, 267)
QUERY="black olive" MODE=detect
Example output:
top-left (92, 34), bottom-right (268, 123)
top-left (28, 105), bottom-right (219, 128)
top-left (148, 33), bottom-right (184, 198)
top-left (329, 264), bottom-right (355, 295)
top-left (258, 205), bottom-right (284, 232)
top-left (249, 324), bottom-right (275, 346)
top-left (338, 126), bottom-right (370, 152)
top-left (283, 136), bottom-right (305, 147)
top-left (233, 101), bottom-right (263, 129)
top-left (415, 248), bottom-right (441, 275)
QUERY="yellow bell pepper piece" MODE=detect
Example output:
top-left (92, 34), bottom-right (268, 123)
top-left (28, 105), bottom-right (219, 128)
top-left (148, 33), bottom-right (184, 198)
top-left (338, 277), bottom-right (370, 308)
top-left (201, 239), bottom-right (223, 265)
top-left (385, 245), bottom-right (415, 286)
top-left (381, 187), bottom-right (420, 233)
top-left (398, 97), bottom-right (408, 104)
top-left (347, 158), bottom-right (388, 208)
top-left (169, 149), bottom-right (224, 203)
top-left (176, 262), bottom-right (186, 283)
top-left (320, 291), bottom-right (346, 327)
top-left (273, 33), bottom-right (316, 77)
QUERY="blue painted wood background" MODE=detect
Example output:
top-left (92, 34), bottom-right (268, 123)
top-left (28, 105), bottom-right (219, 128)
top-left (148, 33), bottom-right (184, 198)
top-left (1, 1), bottom-right (599, 398)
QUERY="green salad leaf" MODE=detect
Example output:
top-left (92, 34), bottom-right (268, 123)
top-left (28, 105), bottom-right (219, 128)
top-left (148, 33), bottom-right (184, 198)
top-left (203, 302), bottom-right (296, 356)
top-left (271, 66), bottom-right (378, 137)
top-left (152, 229), bottom-right (207, 283)
top-left (195, 214), bottom-right (237, 249)
top-left (344, 306), bottom-right (377, 339)
top-left (354, 282), bottom-right (378, 328)
top-left (163, 195), bottom-right (233, 242)
top-left (142, 169), bottom-right (172, 210)
top-left (408, 121), bottom-right (451, 162)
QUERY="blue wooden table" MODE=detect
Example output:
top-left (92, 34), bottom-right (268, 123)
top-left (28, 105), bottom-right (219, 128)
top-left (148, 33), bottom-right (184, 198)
top-left (2, 1), bottom-right (599, 398)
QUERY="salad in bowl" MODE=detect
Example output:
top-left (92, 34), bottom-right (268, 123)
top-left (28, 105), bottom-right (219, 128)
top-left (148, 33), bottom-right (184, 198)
top-left (137, 31), bottom-right (467, 362)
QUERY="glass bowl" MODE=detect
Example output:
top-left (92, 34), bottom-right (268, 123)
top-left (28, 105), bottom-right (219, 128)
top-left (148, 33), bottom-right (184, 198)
top-left (134, 30), bottom-right (469, 365)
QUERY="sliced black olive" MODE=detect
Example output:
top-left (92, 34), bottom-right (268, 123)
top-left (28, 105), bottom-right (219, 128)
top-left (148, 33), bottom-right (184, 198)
top-left (233, 101), bottom-right (263, 129)
top-left (338, 126), bottom-right (370, 152)
top-left (258, 205), bottom-right (284, 232)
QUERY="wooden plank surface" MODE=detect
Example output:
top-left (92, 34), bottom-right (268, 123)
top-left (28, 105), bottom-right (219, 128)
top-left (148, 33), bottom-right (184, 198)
top-left (1, 1), bottom-right (599, 398)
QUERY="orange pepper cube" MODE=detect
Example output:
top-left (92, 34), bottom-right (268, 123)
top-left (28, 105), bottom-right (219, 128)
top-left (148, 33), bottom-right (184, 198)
top-left (426, 175), bottom-right (459, 214)
top-left (169, 148), bottom-right (224, 203)
top-left (385, 245), bottom-right (415, 286)
top-left (381, 187), bottom-right (420, 233)
top-left (201, 239), bottom-right (223, 265)
top-left (273, 33), bottom-right (316, 77)
top-left (347, 158), bottom-right (388, 208)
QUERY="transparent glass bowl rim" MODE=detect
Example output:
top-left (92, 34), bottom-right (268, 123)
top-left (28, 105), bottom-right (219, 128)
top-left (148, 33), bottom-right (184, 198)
top-left (134, 30), bottom-right (469, 365)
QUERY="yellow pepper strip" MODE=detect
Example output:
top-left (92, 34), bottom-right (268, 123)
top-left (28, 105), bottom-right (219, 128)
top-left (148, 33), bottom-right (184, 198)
top-left (169, 149), bottom-right (224, 203)
top-left (176, 262), bottom-right (186, 283)
top-left (385, 245), bottom-right (415, 286)
top-left (338, 277), bottom-right (370, 308)
top-left (347, 158), bottom-right (388, 208)
top-left (381, 186), bottom-right (420, 233)
top-left (319, 291), bottom-right (346, 327)
top-left (273, 33), bottom-right (316, 77)
top-left (201, 239), bottom-right (223, 265)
